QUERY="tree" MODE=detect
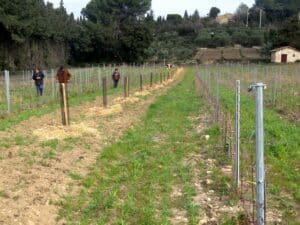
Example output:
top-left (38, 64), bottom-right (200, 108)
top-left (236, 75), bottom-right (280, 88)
top-left (82, 0), bottom-right (152, 62)
top-left (166, 14), bottom-right (182, 24)
top-left (184, 10), bottom-right (189, 20)
top-left (82, 0), bottom-right (151, 23)
top-left (272, 16), bottom-right (300, 49)
top-left (254, 0), bottom-right (300, 23)
top-left (192, 10), bottom-right (200, 22)
top-left (234, 3), bottom-right (249, 25)
top-left (209, 7), bottom-right (221, 19)
top-left (195, 29), bottom-right (231, 47)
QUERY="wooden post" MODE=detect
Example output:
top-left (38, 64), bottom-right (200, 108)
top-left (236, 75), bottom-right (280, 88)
top-left (59, 83), bottom-right (70, 126)
top-left (140, 74), bottom-right (143, 92)
top-left (127, 76), bottom-right (130, 97)
top-left (124, 76), bottom-right (129, 98)
top-left (102, 77), bottom-right (108, 107)
top-left (160, 72), bottom-right (162, 84)
top-left (150, 73), bottom-right (153, 88)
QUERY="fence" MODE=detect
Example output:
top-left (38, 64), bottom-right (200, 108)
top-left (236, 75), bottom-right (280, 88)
top-left (0, 64), bottom-right (170, 117)
top-left (194, 63), bottom-right (300, 224)
top-left (201, 63), bottom-right (300, 121)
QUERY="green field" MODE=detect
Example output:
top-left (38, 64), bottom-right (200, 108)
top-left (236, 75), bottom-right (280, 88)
top-left (0, 66), bottom-right (299, 224)
top-left (197, 64), bottom-right (300, 223)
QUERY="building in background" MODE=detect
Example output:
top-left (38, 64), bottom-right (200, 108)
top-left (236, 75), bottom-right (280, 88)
top-left (216, 13), bottom-right (234, 24)
top-left (271, 46), bottom-right (300, 63)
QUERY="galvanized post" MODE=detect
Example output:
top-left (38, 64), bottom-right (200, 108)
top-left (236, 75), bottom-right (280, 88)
top-left (272, 72), bottom-right (277, 107)
top-left (98, 67), bottom-right (102, 89)
top-left (235, 80), bottom-right (240, 188)
top-left (249, 82), bottom-right (266, 225)
top-left (4, 70), bottom-right (11, 114)
top-left (51, 69), bottom-right (55, 98)
top-left (215, 73), bottom-right (219, 122)
top-left (80, 69), bottom-right (83, 94)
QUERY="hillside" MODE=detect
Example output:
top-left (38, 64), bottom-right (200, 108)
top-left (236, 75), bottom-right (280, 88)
top-left (194, 47), bottom-right (266, 64)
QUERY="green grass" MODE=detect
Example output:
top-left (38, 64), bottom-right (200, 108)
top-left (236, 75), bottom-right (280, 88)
top-left (0, 69), bottom-right (169, 131)
top-left (0, 190), bottom-right (9, 198)
top-left (0, 67), bottom-right (168, 131)
top-left (40, 139), bottom-right (59, 149)
top-left (60, 68), bottom-right (204, 224)
top-left (219, 85), bottom-right (300, 222)
top-left (0, 91), bottom-right (100, 131)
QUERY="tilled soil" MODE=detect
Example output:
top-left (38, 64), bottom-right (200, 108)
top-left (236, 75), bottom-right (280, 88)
top-left (0, 69), bottom-right (183, 225)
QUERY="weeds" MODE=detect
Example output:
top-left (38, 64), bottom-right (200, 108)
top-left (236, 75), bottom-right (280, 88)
top-left (60, 68), bottom-right (203, 224)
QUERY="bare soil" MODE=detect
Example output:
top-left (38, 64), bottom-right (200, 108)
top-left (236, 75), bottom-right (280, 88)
top-left (0, 69), bottom-right (183, 225)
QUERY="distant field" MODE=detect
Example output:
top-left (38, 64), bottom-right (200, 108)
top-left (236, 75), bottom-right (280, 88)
top-left (222, 47), bottom-right (241, 60)
top-left (241, 48), bottom-right (263, 60)
top-left (194, 47), bottom-right (265, 63)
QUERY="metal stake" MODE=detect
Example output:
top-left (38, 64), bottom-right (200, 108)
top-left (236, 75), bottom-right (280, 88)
top-left (4, 70), bottom-right (11, 113)
top-left (249, 82), bottom-right (266, 225)
top-left (235, 80), bottom-right (240, 188)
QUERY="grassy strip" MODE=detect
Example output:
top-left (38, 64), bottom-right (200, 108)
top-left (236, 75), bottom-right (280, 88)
top-left (219, 86), bottom-right (300, 221)
top-left (60, 68), bottom-right (203, 224)
top-left (0, 80), bottom-right (140, 131)
top-left (0, 92), bottom-right (99, 131)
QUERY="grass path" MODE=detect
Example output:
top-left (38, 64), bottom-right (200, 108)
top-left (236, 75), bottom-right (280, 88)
top-left (60, 68), bottom-right (201, 224)
top-left (60, 68), bottom-right (244, 225)
top-left (0, 71), bottom-right (181, 225)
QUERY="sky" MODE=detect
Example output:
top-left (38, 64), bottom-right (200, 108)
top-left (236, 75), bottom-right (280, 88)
top-left (47, 0), bottom-right (255, 18)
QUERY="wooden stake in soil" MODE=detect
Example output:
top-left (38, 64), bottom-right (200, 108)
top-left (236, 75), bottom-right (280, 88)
top-left (59, 83), bottom-right (70, 126)
top-left (140, 74), bottom-right (143, 92)
top-left (102, 76), bottom-right (108, 107)
top-left (150, 73), bottom-right (153, 87)
top-left (124, 76), bottom-right (129, 98)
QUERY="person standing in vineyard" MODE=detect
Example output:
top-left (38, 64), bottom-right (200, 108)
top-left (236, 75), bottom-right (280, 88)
top-left (56, 65), bottom-right (71, 84)
top-left (112, 68), bottom-right (121, 88)
top-left (32, 67), bottom-right (45, 96)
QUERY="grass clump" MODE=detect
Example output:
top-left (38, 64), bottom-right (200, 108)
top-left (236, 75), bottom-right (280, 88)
top-left (60, 68), bottom-right (204, 224)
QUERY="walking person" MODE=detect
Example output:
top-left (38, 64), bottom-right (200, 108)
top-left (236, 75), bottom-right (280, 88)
top-left (32, 67), bottom-right (45, 96)
top-left (112, 68), bottom-right (121, 88)
top-left (56, 65), bottom-right (71, 125)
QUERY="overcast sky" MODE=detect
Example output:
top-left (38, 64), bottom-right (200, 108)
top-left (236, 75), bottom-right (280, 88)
top-left (47, 0), bottom-right (255, 18)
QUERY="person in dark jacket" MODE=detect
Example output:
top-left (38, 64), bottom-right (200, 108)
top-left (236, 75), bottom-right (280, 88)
top-left (56, 65), bottom-right (71, 83)
top-left (112, 68), bottom-right (121, 88)
top-left (32, 67), bottom-right (45, 96)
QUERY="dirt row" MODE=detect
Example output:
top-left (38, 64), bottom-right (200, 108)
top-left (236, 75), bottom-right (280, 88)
top-left (0, 69), bottom-right (183, 225)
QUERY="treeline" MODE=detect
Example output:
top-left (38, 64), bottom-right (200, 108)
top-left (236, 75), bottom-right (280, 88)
top-left (0, 0), bottom-right (77, 69)
top-left (0, 0), bottom-right (153, 69)
top-left (0, 0), bottom-right (299, 69)
top-left (147, 0), bottom-right (300, 62)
